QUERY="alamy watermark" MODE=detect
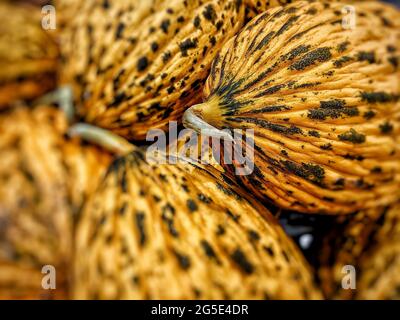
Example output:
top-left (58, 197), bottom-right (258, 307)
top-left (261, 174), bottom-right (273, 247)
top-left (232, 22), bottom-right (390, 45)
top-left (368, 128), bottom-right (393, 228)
top-left (341, 265), bottom-right (356, 290)
top-left (41, 265), bottom-right (56, 290)
top-left (342, 5), bottom-right (357, 30)
top-left (41, 5), bottom-right (56, 30)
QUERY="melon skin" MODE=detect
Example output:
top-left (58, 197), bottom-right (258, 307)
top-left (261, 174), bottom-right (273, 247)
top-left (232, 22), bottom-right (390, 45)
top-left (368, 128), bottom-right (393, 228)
top-left (73, 149), bottom-right (322, 300)
top-left (185, 1), bottom-right (400, 214)
top-left (0, 106), bottom-right (112, 299)
top-left (0, 2), bottom-right (59, 109)
top-left (58, 0), bottom-right (248, 140)
top-left (318, 202), bottom-right (400, 300)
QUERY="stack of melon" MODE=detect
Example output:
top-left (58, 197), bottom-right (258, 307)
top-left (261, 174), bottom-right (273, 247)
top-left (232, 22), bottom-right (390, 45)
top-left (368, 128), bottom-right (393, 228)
top-left (0, 0), bottom-right (399, 300)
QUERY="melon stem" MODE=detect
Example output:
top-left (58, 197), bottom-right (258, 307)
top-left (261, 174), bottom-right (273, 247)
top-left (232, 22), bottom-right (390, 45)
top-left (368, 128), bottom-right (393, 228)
top-left (183, 104), bottom-right (234, 142)
top-left (68, 123), bottom-right (135, 155)
top-left (35, 85), bottom-right (75, 123)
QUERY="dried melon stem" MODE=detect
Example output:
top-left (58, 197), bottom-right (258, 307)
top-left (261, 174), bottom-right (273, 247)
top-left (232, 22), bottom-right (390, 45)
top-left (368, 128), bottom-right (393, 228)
top-left (183, 97), bottom-right (233, 142)
top-left (35, 85), bottom-right (75, 122)
top-left (68, 123), bottom-right (135, 156)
